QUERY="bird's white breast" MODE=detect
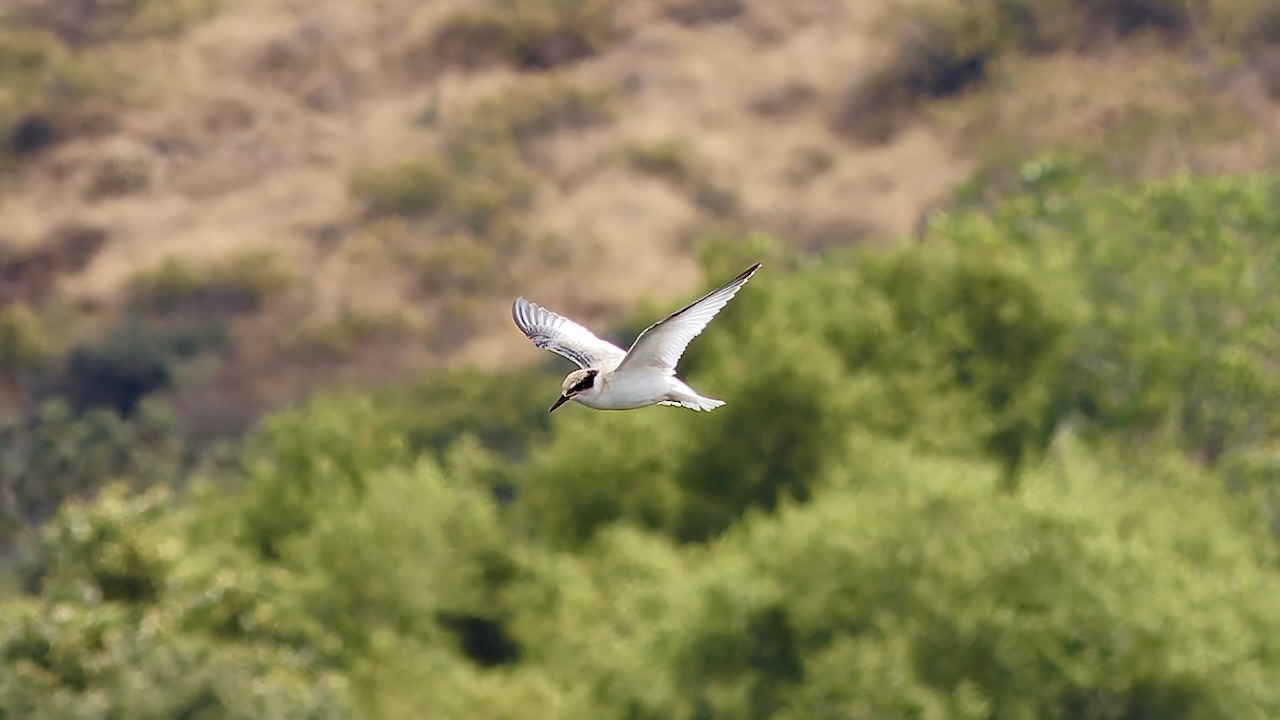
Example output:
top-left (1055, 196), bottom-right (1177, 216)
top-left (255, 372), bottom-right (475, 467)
top-left (577, 371), bottom-right (674, 410)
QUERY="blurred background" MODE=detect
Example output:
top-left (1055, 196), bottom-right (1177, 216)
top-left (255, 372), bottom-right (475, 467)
top-left (2, 0), bottom-right (1280, 717)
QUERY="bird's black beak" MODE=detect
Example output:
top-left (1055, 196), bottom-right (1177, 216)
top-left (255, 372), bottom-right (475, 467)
top-left (549, 394), bottom-right (571, 413)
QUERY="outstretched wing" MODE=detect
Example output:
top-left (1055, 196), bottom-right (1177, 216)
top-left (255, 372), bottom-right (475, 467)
top-left (616, 262), bottom-right (761, 376)
top-left (512, 297), bottom-right (627, 370)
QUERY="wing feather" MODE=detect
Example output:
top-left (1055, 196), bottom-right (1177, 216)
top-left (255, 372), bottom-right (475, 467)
top-left (512, 297), bottom-right (627, 370)
top-left (616, 263), bottom-right (761, 375)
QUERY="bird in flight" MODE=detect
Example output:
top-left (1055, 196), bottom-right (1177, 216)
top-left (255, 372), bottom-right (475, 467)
top-left (512, 263), bottom-right (762, 413)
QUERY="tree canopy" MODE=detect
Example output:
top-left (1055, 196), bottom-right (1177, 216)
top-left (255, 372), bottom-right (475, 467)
top-left (3, 159), bottom-right (1279, 719)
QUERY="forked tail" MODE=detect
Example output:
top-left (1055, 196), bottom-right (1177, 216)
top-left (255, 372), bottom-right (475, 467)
top-left (662, 389), bottom-right (725, 412)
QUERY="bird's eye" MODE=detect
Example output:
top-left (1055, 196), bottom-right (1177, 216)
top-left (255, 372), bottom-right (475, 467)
top-left (572, 374), bottom-right (595, 392)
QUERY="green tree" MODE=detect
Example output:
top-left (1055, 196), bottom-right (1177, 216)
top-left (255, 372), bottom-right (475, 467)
top-left (672, 437), bottom-right (1280, 719)
top-left (4, 160), bottom-right (1280, 720)
top-left (956, 158), bottom-right (1280, 462)
top-left (0, 485), bottom-right (350, 720)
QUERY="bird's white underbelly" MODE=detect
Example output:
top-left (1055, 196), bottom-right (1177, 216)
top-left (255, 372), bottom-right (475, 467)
top-left (578, 372), bottom-right (673, 410)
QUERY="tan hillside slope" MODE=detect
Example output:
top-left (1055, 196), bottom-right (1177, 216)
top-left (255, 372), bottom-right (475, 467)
top-left (1, 0), bottom-right (1278, 429)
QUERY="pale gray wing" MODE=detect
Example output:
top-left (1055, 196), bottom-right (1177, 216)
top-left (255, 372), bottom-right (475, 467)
top-left (615, 262), bottom-right (761, 376)
top-left (512, 296), bottom-right (627, 370)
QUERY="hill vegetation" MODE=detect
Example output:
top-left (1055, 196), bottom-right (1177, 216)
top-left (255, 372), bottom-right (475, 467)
top-left (2, 0), bottom-right (1280, 717)
top-left (4, 158), bottom-right (1280, 718)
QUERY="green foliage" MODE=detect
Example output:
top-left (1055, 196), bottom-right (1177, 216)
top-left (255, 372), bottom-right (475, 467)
top-left (0, 598), bottom-right (350, 720)
top-left (507, 527), bottom-right (692, 716)
top-left (350, 77), bottom-right (586, 230)
top-left (945, 0), bottom-right (1193, 53)
top-left (0, 26), bottom-right (59, 103)
top-left (35, 483), bottom-right (177, 605)
top-left (375, 367), bottom-right (557, 457)
top-left (517, 407), bottom-right (690, 545)
top-left (9, 0), bottom-right (223, 45)
top-left (349, 637), bottom-right (592, 720)
top-left (953, 158), bottom-right (1280, 460)
top-left (235, 392), bottom-right (412, 559)
top-left (624, 138), bottom-right (699, 184)
top-left (1228, 1), bottom-right (1280, 51)
top-left (434, 75), bottom-right (614, 206)
top-left (200, 400), bottom-right (547, 716)
top-left (465, 77), bottom-right (615, 148)
top-left (701, 440), bottom-right (1280, 719)
top-left (621, 137), bottom-right (739, 216)
top-left (431, 0), bottom-right (620, 71)
top-left (348, 76), bottom-right (612, 315)
top-left (128, 250), bottom-right (293, 315)
top-left (5, 162), bottom-right (1280, 718)
top-left (507, 437), bottom-right (1280, 720)
top-left (274, 458), bottom-right (516, 663)
top-left (0, 303), bottom-right (48, 379)
top-left (115, 0), bottom-right (223, 39)
top-left (0, 398), bottom-right (186, 545)
top-left (287, 307), bottom-right (415, 359)
top-left (348, 159), bottom-right (456, 218)
top-left (0, 26), bottom-right (67, 154)
top-left (0, 6), bottom-right (187, 167)
top-left (1, 484), bottom-right (350, 719)
top-left (515, 230), bottom-right (1078, 544)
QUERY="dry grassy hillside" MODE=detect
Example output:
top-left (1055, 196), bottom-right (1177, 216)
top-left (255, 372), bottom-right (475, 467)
top-left (2, 0), bottom-right (1279, 433)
